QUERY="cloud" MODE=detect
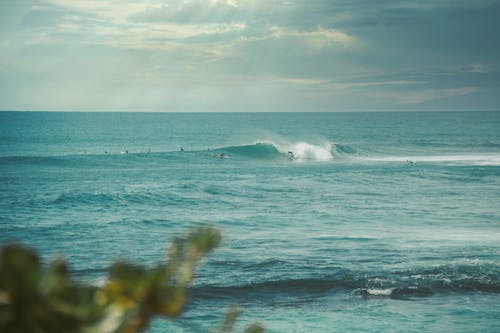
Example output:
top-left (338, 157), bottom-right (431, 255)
top-left (18, 0), bottom-right (356, 70)
top-left (52, 17), bottom-right (247, 49)
top-left (1, 0), bottom-right (499, 111)
top-left (40, 0), bottom-right (149, 23)
top-left (266, 26), bottom-right (355, 49)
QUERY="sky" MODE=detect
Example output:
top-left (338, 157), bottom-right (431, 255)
top-left (1, 0), bottom-right (499, 112)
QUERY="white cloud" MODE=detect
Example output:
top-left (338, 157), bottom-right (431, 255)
top-left (40, 0), bottom-right (150, 23)
top-left (269, 26), bottom-right (355, 46)
top-left (271, 77), bottom-right (331, 86)
top-left (35, 1), bottom-right (354, 50)
top-left (209, 0), bottom-right (239, 7)
top-left (334, 80), bottom-right (426, 89)
top-left (234, 26), bottom-right (357, 50)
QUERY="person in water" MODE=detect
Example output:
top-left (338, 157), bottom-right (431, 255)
top-left (287, 151), bottom-right (294, 160)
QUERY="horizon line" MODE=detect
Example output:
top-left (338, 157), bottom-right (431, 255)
top-left (1, 109), bottom-right (499, 113)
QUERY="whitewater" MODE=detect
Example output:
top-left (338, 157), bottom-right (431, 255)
top-left (1, 111), bottom-right (500, 332)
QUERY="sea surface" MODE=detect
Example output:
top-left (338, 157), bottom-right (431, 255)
top-left (1, 111), bottom-right (500, 332)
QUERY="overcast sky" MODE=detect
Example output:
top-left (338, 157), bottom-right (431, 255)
top-left (1, 0), bottom-right (499, 111)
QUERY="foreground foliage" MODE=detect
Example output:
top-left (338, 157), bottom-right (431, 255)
top-left (0, 227), bottom-right (263, 333)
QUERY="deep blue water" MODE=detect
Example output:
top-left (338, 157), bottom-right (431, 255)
top-left (1, 111), bottom-right (500, 332)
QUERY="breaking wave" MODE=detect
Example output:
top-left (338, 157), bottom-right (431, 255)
top-left (0, 141), bottom-right (357, 164)
top-left (215, 141), bottom-right (355, 162)
top-left (191, 263), bottom-right (500, 302)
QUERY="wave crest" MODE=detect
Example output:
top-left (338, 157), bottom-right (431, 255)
top-left (279, 141), bottom-right (333, 162)
top-left (191, 263), bottom-right (500, 303)
top-left (217, 141), bottom-right (335, 162)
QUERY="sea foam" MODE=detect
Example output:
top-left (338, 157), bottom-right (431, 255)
top-left (260, 140), bottom-right (334, 162)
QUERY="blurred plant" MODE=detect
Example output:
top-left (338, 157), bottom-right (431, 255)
top-left (212, 305), bottom-right (263, 333)
top-left (0, 227), bottom-right (262, 333)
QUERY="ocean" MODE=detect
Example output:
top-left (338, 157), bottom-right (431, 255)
top-left (1, 111), bottom-right (499, 332)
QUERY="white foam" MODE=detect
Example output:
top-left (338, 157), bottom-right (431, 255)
top-left (359, 154), bottom-right (500, 166)
top-left (366, 288), bottom-right (394, 296)
top-left (290, 142), bottom-right (333, 161)
top-left (259, 139), bottom-right (334, 162)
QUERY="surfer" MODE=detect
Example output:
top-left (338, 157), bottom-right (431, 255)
top-left (180, 147), bottom-right (184, 152)
top-left (287, 151), bottom-right (295, 160)
top-left (213, 152), bottom-right (227, 158)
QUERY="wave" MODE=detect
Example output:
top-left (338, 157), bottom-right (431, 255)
top-left (214, 141), bottom-right (355, 162)
top-left (190, 263), bottom-right (500, 302)
top-left (216, 143), bottom-right (282, 160)
top-left (0, 140), bottom-right (357, 164)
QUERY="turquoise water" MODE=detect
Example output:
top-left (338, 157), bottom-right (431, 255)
top-left (1, 111), bottom-right (500, 332)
